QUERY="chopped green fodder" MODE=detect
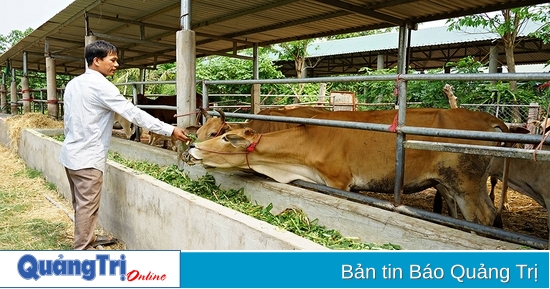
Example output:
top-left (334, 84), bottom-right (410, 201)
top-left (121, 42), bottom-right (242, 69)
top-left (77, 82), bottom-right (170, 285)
top-left (108, 151), bottom-right (401, 250)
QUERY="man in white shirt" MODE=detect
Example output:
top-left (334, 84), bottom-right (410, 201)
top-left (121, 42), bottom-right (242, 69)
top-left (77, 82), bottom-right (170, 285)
top-left (60, 40), bottom-right (190, 250)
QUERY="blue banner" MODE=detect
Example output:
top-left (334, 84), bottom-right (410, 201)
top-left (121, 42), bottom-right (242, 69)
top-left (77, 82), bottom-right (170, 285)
top-left (180, 251), bottom-right (548, 288)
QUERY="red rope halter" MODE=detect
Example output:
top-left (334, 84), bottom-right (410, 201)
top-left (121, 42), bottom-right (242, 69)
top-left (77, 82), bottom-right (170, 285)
top-left (195, 134), bottom-right (263, 170)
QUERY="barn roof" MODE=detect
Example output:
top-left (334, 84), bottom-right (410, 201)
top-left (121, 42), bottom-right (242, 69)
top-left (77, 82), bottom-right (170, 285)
top-left (276, 20), bottom-right (550, 76)
top-left (1, 0), bottom-right (548, 76)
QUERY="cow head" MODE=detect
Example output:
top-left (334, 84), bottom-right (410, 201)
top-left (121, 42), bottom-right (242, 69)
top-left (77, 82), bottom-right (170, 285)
top-left (190, 108), bottom-right (233, 141)
top-left (187, 128), bottom-right (259, 168)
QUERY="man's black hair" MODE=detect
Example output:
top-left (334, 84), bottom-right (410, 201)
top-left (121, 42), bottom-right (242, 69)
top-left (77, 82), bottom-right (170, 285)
top-left (85, 40), bottom-right (118, 66)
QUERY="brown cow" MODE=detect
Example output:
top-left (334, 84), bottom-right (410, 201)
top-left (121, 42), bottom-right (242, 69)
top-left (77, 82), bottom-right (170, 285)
top-left (113, 112), bottom-right (133, 139)
top-left (187, 108), bottom-right (509, 226)
top-left (131, 93), bottom-right (203, 144)
top-left (187, 106), bottom-right (330, 141)
top-left (484, 152), bottom-right (550, 246)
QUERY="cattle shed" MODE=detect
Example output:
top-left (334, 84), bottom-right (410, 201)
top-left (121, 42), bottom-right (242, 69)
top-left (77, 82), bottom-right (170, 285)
top-left (1, 0), bottom-right (550, 250)
top-left (1, 0), bottom-right (549, 76)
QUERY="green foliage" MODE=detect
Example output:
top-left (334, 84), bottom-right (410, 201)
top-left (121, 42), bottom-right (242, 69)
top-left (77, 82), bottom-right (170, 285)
top-left (196, 49), bottom-right (287, 105)
top-left (108, 152), bottom-right (401, 250)
top-left (446, 6), bottom-right (543, 36)
top-left (0, 28), bottom-right (32, 54)
top-left (321, 55), bottom-right (550, 110)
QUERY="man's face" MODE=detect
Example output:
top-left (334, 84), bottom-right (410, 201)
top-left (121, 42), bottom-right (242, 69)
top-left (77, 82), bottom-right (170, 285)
top-left (93, 52), bottom-right (119, 76)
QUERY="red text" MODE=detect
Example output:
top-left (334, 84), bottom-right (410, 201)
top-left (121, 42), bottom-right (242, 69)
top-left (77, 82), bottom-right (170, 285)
top-left (126, 270), bottom-right (167, 281)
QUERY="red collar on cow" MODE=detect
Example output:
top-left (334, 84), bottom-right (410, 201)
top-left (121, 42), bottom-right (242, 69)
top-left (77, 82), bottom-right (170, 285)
top-left (246, 133), bottom-right (262, 152)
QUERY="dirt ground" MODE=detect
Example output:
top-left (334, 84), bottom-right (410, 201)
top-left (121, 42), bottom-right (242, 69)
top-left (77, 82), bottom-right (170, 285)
top-left (359, 180), bottom-right (549, 242)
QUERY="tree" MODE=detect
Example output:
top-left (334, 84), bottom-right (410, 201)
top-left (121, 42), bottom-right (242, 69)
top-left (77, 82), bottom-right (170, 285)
top-left (0, 28), bottom-right (33, 54)
top-left (447, 5), bottom-right (548, 92)
top-left (527, 5), bottom-right (550, 45)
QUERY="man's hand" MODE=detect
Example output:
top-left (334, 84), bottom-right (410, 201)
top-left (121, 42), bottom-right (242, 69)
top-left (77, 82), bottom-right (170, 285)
top-left (172, 127), bottom-right (191, 142)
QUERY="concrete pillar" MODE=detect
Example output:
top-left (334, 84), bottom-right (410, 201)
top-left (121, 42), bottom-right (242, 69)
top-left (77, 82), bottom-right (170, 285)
top-left (46, 57), bottom-right (58, 119)
top-left (176, 30), bottom-right (197, 128)
top-left (251, 44), bottom-right (260, 114)
top-left (0, 73), bottom-right (6, 114)
top-left (10, 77), bottom-right (17, 115)
top-left (377, 54), bottom-right (385, 70)
top-left (251, 84), bottom-right (261, 114)
top-left (489, 45), bottom-right (499, 74)
top-left (489, 45), bottom-right (499, 85)
top-left (84, 35), bottom-right (97, 67)
top-left (318, 83), bottom-right (327, 104)
top-left (21, 77), bottom-right (31, 113)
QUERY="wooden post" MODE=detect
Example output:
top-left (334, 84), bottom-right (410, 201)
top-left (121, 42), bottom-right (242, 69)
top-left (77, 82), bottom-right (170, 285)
top-left (443, 84), bottom-right (458, 109)
top-left (251, 84), bottom-right (261, 114)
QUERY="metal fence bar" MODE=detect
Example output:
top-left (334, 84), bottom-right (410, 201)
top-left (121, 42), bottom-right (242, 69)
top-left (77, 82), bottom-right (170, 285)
top-left (292, 180), bottom-right (547, 250)
top-left (204, 73), bottom-right (550, 85)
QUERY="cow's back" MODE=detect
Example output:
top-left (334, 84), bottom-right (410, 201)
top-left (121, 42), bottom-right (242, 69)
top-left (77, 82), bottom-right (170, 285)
top-left (247, 107), bottom-right (330, 133)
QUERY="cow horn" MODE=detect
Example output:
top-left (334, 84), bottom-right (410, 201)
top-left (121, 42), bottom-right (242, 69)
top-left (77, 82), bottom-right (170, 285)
top-left (199, 107), bottom-right (212, 120)
top-left (215, 109), bottom-right (226, 122)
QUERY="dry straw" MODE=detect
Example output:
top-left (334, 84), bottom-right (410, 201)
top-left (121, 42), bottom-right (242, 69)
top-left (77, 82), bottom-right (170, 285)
top-left (4, 113), bottom-right (64, 153)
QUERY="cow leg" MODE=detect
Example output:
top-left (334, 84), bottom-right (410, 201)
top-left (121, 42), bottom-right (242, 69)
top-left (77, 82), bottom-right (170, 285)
top-left (148, 132), bottom-right (156, 145)
top-left (498, 158), bottom-right (511, 212)
top-left (433, 191), bottom-right (443, 214)
top-left (489, 176), bottom-right (497, 203)
top-left (434, 184), bottom-right (458, 218)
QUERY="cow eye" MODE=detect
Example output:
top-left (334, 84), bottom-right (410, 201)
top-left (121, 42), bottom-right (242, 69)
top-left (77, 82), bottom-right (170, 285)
top-left (209, 132), bottom-right (216, 138)
top-left (221, 136), bottom-right (228, 142)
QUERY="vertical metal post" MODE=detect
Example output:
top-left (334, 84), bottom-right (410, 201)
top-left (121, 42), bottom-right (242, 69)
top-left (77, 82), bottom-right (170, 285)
top-left (393, 24), bottom-right (412, 206)
top-left (132, 84), bottom-right (141, 142)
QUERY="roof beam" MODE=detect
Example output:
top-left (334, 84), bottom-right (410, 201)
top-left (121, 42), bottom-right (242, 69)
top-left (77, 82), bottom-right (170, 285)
top-left (193, 0), bottom-right (299, 28)
top-left (311, 0), bottom-right (405, 25)
top-left (411, 0), bottom-right (550, 24)
top-left (91, 33), bottom-right (174, 49)
top-left (197, 10), bottom-right (351, 47)
top-left (86, 12), bottom-right (179, 32)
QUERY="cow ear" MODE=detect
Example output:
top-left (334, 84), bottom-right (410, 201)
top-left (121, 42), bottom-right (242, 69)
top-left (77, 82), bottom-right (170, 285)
top-left (225, 134), bottom-right (251, 149)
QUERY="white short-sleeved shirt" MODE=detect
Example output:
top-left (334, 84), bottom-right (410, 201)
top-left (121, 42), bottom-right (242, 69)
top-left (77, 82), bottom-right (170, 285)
top-left (60, 69), bottom-right (174, 172)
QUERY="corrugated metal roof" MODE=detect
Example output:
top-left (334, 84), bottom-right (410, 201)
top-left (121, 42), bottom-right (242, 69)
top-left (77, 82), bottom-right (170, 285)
top-left (308, 21), bottom-right (543, 57)
top-left (275, 20), bottom-right (550, 76)
top-left (1, 0), bottom-right (548, 76)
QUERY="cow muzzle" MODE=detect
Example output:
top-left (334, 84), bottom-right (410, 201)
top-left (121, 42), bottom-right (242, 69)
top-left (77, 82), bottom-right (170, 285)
top-left (182, 144), bottom-right (200, 165)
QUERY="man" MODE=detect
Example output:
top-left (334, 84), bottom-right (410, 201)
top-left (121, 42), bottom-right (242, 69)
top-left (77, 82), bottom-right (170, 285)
top-left (60, 40), bottom-right (190, 250)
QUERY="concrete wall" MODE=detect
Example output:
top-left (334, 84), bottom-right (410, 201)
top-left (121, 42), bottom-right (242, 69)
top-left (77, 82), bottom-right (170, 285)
top-left (0, 117), bottom-right (524, 250)
top-left (13, 128), bottom-right (326, 250)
